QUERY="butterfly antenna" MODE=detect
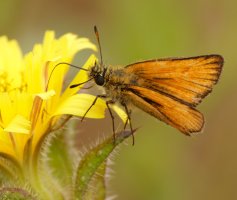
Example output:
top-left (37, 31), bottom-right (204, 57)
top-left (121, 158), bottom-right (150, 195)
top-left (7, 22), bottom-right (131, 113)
top-left (94, 26), bottom-right (103, 66)
top-left (46, 62), bottom-right (88, 91)
top-left (69, 77), bottom-right (94, 88)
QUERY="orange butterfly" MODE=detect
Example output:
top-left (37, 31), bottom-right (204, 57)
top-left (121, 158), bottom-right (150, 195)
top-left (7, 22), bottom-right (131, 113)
top-left (70, 27), bottom-right (223, 143)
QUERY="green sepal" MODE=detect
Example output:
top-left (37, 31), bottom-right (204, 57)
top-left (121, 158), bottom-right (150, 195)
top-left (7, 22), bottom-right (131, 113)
top-left (74, 130), bottom-right (133, 200)
top-left (36, 129), bottom-right (75, 199)
top-left (0, 155), bottom-right (23, 185)
top-left (45, 131), bottom-right (73, 186)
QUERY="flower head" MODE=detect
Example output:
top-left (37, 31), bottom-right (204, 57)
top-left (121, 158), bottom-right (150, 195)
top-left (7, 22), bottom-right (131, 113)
top-left (0, 31), bottom-right (107, 168)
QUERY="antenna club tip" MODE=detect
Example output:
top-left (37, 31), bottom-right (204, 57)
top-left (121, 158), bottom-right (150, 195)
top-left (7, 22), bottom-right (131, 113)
top-left (93, 26), bottom-right (103, 64)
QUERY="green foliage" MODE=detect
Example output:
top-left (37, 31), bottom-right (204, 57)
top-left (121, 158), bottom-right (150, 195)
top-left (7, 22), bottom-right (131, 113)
top-left (74, 131), bottom-right (132, 199)
top-left (0, 130), bottom-right (132, 200)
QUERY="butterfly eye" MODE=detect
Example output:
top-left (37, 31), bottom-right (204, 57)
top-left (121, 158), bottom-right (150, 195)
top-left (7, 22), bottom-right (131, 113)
top-left (94, 74), bottom-right (105, 86)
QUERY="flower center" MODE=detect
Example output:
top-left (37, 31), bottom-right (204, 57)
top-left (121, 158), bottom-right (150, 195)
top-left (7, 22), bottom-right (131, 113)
top-left (0, 71), bottom-right (26, 93)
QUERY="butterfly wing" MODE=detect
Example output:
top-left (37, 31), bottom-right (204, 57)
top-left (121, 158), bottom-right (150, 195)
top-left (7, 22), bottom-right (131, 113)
top-left (123, 86), bottom-right (204, 134)
top-left (123, 55), bottom-right (223, 134)
top-left (125, 55), bottom-right (223, 107)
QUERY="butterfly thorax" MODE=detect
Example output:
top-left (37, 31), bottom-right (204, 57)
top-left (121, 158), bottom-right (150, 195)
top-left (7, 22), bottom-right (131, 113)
top-left (89, 63), bottom-right (141, 103)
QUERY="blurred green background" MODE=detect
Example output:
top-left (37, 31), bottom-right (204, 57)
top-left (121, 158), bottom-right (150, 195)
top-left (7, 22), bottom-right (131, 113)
top-left (1, 0), bottom-right (236, 199)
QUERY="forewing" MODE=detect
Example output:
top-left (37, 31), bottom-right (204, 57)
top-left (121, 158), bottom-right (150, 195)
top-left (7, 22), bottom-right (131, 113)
top-left (125, 55), bottom-right (223, 106)
top-left (125, 86), bottom-right (204, 135)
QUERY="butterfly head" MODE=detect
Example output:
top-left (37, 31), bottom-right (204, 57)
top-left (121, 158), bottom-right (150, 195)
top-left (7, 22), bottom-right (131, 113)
top-left (90, 61), bottom-right (107, 86)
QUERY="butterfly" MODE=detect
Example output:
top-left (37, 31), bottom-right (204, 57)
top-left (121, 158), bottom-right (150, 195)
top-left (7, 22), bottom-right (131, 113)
top-left (70, 26), bottom-right (224, 143)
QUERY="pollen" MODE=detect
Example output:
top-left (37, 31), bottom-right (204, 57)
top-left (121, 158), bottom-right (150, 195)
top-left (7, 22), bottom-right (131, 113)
top-left (0, 71), bottom-right (26, 93)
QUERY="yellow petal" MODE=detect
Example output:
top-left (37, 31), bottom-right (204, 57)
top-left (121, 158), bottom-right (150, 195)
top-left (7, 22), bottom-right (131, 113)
top-left (58, 34), bottom-right (97, 55)
top-left (53, 94), bottom-right (106, 119)
top-left (4, 115), bottom-right (31, 134)
top-left (0, 36), bottom-right (23, 91)
top-left (36, 90), bottom-right (55, 100)
top-left (111, 105), bottom-right (128, 124)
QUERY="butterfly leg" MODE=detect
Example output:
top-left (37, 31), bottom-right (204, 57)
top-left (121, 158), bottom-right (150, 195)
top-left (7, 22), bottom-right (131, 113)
top-left (123, 118), bottom-right (129, 130)
top-left (123, 104), bottom-right (135, 145)
top-left (123, 109), bottom-right (132, 130)
top-left (81, 94), bottom-right (107, 122)
top-left (105, 100), bottom-right (116, 142)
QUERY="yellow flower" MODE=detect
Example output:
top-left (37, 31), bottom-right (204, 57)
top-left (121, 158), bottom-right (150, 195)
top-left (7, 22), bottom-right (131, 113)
top-left (0, 31), bottom-right (107, 169)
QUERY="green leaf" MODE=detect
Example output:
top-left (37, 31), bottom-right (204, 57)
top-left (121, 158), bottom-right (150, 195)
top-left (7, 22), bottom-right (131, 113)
top-left (74, 130), bottom-right (133, 200)
top-left (83, 162), bottom-right (106, 200)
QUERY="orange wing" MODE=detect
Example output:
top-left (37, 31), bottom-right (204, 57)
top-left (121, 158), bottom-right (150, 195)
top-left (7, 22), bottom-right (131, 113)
top-left (124, 55), bottom-right (223, 134)
top-left (125, 55), bottom-right (223, 107)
